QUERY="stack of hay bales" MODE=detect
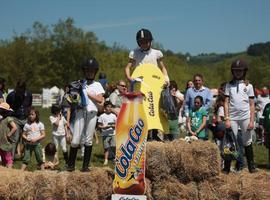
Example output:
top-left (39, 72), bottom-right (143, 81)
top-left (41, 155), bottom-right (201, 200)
top-left (0, 140), bottom-right (270, 199)
top-left (0, 167), bottom-right (114, 200)
top-left (146, 140), bottom-right (221, 183)
top-left (146, 140), bottom-right (270, 200)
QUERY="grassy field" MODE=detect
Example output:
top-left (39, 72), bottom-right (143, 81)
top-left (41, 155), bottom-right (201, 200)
top-left (13, 107), bottom-right (110, 171)
top-left (12, 107), bottom-right (270, 171)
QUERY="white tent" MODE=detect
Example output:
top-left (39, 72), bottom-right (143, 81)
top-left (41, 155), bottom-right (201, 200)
top-left (49, 86), bottom-right (59, 95)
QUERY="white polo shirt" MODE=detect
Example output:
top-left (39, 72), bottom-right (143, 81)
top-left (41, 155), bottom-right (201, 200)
top-left (83, 81), bottom-right (105, 112)
top-left (129, 48), bottom-right (163, 67)
top-left (225, 81), bottom-right (255, 120)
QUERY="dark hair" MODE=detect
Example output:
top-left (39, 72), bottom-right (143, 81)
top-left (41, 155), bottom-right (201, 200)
top-left (193, 74), bottom-right (204, 81)
top-left (51, 104), bottom-right (61, 115)
top-left (15, 80), bottom-right (26, 92)
top-left (104, 101), bottom-right (113, 108)
top-left (169, 80), bottom-right (178, 91)
top-left (99, 72), bottom-right (106, 79)
top-left (214, 95), bottom-right (225, 114)
top-left (27, 106), bottom-right (39, 123)
top-left (45, 142), bottom-right (57, 157)
top-left (194, 95), bottom-right (203, 104)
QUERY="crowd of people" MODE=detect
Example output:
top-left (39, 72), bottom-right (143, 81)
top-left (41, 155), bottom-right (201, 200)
top-left (0, 28), bottom-right (269, 175)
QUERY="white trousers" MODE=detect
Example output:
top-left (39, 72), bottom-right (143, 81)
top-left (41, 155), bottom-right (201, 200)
top-left (230, 118), bottom-right (253, 147)
top-left (71, 109), bottom-right (97, 147)
top-left (52, 135), bottom-right (67, 152)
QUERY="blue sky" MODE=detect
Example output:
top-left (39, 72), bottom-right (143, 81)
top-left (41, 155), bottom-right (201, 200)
top-left (1, 0), bottom-right (270, 55)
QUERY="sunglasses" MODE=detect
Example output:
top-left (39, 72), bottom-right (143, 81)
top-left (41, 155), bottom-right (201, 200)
top-left (119, 85), bottom-right (127, 88)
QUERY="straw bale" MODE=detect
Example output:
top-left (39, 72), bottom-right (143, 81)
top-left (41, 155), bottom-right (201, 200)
top-left (146, 140), bottom-right (221, 183)
top-left (65, 167), bottom-right (114, 200)
top-left (240, 170), bottom-right (270, 199)
top-left (146, 141), bottom-right (171, 181)
top-left (152, 176), bottom-right (198, 200)
top-left (0, 167), bottom-right (26, 199)
top-left (145, 178), bottom-right (154, 200)
top-left (198, 173), bottom-right (241, 200)
top-left (90, 167), bottom-right (114, 200)
top-left (163, 141), bottom-right (190, 183)
top-left (0, 167), bottom-right (115, 200)
top-left (65, 172), bottom-right (98, 200)
top-left (178, 140), bottom-right (221, 182)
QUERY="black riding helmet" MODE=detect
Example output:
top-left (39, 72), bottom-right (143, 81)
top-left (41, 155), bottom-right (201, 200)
top-left (231, 59), bottom-right (248, 80)
top-left (136, 28), bottom-right (153, 46)
top-left (81, 57), bottom-right (99, 71)
top-left (231, 59), bottom-right (248, 71)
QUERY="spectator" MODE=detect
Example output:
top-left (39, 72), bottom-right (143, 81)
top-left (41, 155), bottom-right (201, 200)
top-left (49, 105), bottom-right (69, 165)
top-left (99, 72), bottom-right (114, 101)
top-left (164, 80), bottom-right (184, 141)
top-left (185, 80), bottom-right (194, 95)
top-left (262, 102), bottom-right (270, 168)
top-left (60, 84), bottom-right (71, 120)
top-left (97, 101), bottom-right (117, 165)
top-left (6, 80), bottom-right (32, 158)
top-left (184, 74), bottom-right (213, 116)
top-left (186, 95), bottom-right (208, 140)
top-left (21, 107), bottom-right (46, 171)
top-left (184, 74), bottom-right (213, 139)
top-left (109, 80), bottom-right (127, 115)
top-left (209, 95), bottom-right (226, 149)
top-left (0, 77), bottom-right (6, 103)
top-left (255, 86), bottom-right (270, 144)
top-left (43, 142), bottom-right (59, 170)
top-left (0, 102), bottom-right (17, 168)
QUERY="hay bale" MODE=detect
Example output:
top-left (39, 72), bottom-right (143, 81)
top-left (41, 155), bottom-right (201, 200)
top-left (152, 176), bottom-right (198, 200)
top-left (145, 178), bottom-right (154, 200)
top-left (91, 167), bottom-right (114, 200)
top-left (163, 141), bottom-right (190, 183)
top-left (178, 140), bottom-right (221, 182)
top-left (240, 170), bottom-right (270, 199)
top-left (146, 140), bottom-right (221, 183)
top-left (22, 172), bottom-right (65, 200)
top-left (66, 172), bottom-right (99, 200)
top-left (0, 167), bottom-right (26, 199)
top-left (66, 167), bottom-right (114, 200)
top-left (198, 173), bottom-right (241, 200)
top-left (146, 141), bottom-right (171, 181)
top-left (0, 167), bottom-right (114, 200)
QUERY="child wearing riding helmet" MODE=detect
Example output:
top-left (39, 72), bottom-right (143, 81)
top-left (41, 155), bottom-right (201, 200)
top-left (125, 28), bottom-right (169, 84)
top-left (224, 59), bottom-right (257, 174)
top-left (66, 57), bottom-right (105, 172)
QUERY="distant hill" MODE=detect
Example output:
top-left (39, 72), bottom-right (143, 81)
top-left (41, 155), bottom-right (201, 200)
top-left (247, 41), bottom-right (270, 57)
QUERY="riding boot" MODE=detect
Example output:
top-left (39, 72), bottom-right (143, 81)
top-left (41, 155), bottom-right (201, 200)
top-left (222, 159), bottom-right (231, 174)
top-left (63, 151), bottom-right (69, 165)
top-left (245, 144), bottom-right (257, 173)
top-left (66, 147), bottom-right (78, 172)
top-left (81, 145), bottom-right (92, 172)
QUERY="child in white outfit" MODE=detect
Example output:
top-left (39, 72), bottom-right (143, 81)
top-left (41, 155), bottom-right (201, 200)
top-left (98, 101), bottom-right (116, 165)
top-left (49, 105), bottom-right (68, 164)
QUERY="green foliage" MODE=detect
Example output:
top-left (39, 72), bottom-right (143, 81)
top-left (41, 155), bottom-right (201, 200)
top-left (247, 41), bottom-right (270, 58)
top-left (0, 17), bottom-right (270, 93)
